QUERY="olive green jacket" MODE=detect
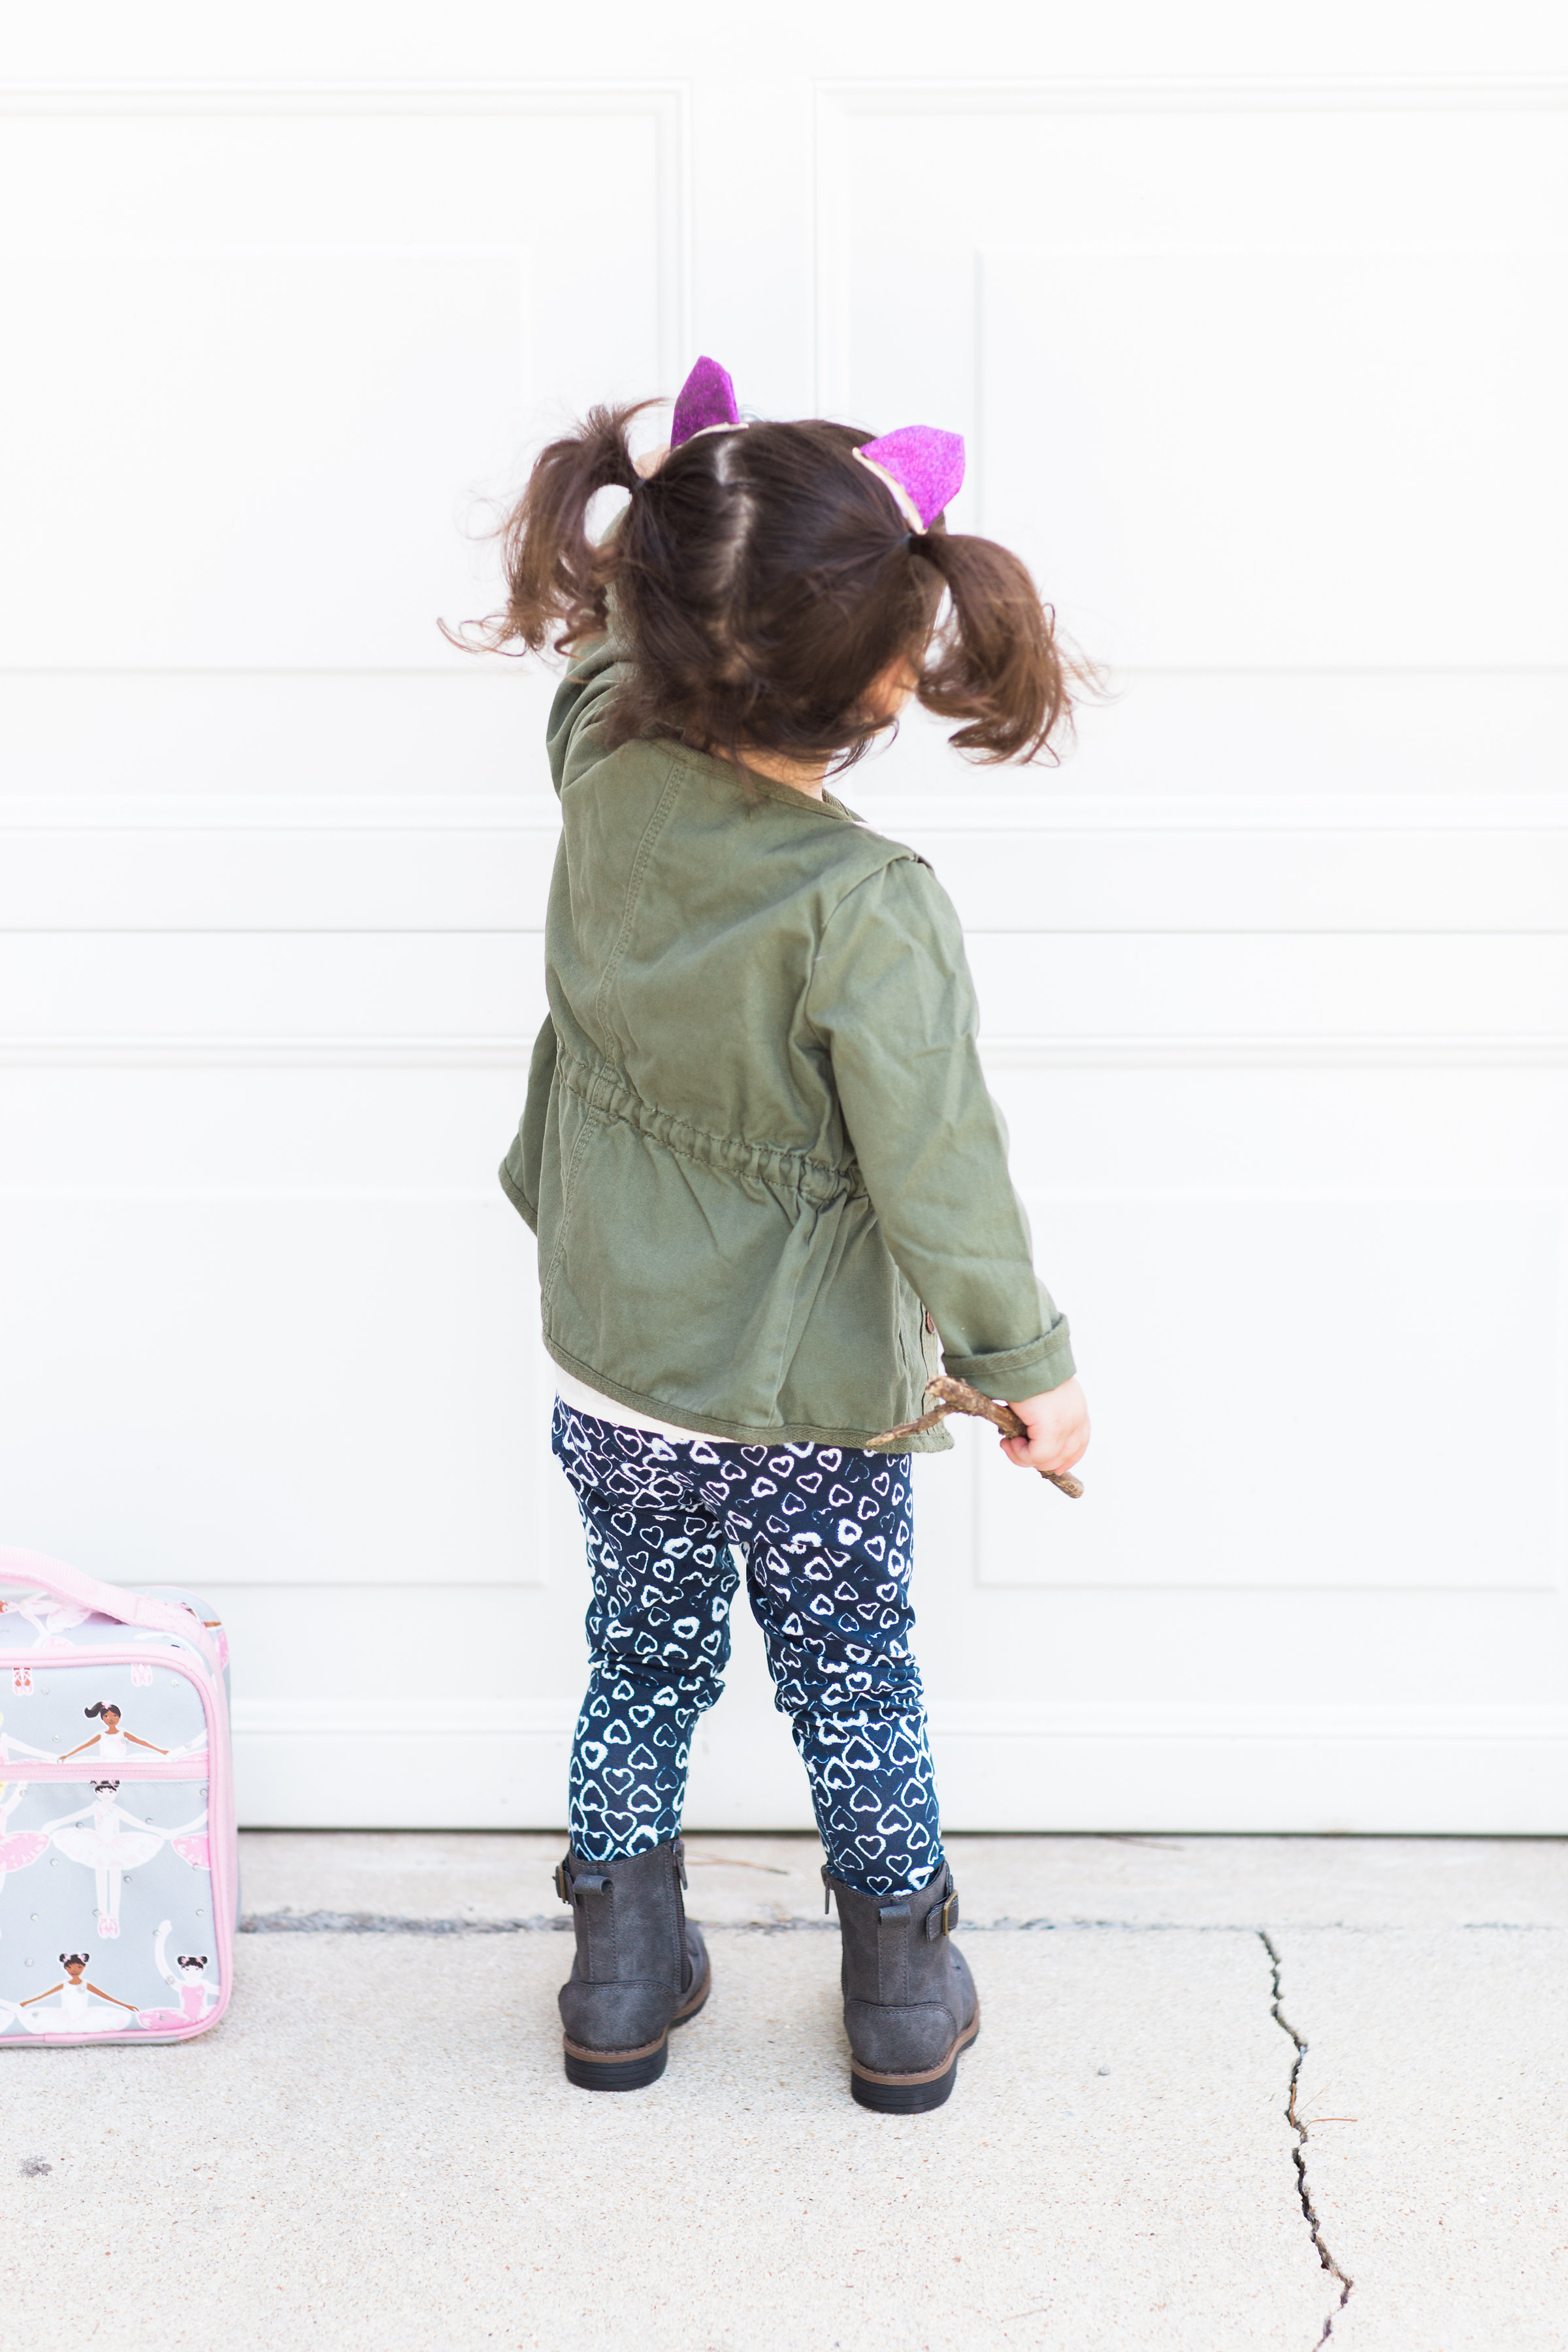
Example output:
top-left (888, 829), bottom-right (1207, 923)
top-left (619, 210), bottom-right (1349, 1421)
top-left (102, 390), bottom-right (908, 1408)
top-left (500, 639), bottom-right (1074, 1449)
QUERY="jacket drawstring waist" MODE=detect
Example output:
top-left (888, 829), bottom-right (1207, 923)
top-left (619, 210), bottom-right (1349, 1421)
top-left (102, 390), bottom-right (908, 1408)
top-left (555, 1047), bottom-right (865, 1211)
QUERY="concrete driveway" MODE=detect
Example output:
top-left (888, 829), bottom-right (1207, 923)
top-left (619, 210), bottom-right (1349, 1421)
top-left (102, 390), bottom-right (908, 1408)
top-left (2, 1833), bottom-right (1563, 2350)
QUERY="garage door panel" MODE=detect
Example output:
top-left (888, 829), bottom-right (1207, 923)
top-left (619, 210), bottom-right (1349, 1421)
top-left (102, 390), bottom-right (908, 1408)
top-left (0, 101), bottom-right (678, 670)
top-left (966, 933), bottom-right (1568, 1043)
top-left (0, 933), bottom-right (544, 1046)
top-left (967, 1194), bottom-right (1565, 1591)
top-left (0, 1196), bottom-right (554, 1590)
top-left (3, 48), bottom-right (1564, 1832)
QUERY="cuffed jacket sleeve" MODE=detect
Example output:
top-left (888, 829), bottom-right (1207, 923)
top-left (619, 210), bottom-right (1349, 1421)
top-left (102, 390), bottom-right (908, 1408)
top-left (498, 1013), bottom-right (559, 1233)
top-left (804, 855), bottom-right (1075, 1400)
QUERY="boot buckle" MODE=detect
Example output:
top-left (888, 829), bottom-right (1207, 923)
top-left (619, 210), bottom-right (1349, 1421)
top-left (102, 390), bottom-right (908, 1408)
top-left (926, 1889), bottom-right (960, 1939)
top-left (553, 1860), bottom-right (571, 1906)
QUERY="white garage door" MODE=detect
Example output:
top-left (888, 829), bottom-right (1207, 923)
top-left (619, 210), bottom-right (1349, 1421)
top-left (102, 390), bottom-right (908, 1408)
top-left (3, 13), bottom-right (1565, 1832)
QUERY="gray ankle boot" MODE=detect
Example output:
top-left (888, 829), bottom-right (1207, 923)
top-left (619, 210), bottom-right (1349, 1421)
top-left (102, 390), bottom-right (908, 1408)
top-left (824, 1859), bottom-right (979, 2112)
top-left (553, 1838), bottom-right (711, 2090)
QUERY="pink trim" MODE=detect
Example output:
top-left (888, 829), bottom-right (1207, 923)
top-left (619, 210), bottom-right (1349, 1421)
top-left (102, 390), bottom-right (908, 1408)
top-left (0, 1631), bottom-right (235, 2044)
top-left (0, 1547), bottom-right (223, 1682)
top-left (20, 2001), bottom-right (231, 2044)
top-left (0, 1756), bottom-right (212, 1782)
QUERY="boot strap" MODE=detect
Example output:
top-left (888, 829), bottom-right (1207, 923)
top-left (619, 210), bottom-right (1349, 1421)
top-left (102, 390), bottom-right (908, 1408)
top-left (924, 1887), bottom-right (960, 1940)
top-left (819, 1865), bottom-right (959, 1938)
top-left (555, 1857), bottom-right (610, 1906)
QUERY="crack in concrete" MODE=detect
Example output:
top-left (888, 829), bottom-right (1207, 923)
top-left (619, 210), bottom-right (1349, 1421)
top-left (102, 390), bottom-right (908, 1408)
top-left (239, 1907), bottom-right (1360, 2346)
top-left (1258, 1931), bottom-right (1353, 2347)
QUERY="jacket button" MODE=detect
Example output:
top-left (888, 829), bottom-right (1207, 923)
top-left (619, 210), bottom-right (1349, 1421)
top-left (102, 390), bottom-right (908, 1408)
top-left (924, 1308), bottom-right (936, 1335)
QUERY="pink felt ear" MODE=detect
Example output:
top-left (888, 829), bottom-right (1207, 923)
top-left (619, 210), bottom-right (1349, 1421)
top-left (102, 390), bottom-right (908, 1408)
top-left (854, 426), bottom-right (966, 531)
top-left (670, 355), bottom-right (741, 448)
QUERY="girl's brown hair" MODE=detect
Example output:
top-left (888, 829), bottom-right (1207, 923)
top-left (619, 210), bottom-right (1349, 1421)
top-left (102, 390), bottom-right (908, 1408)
top-left (466, 401), bottom-right (1079, 770)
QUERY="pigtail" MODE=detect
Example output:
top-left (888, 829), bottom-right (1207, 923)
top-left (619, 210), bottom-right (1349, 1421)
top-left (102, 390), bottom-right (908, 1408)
top-left (456, 403), bottom-right (649, 657)
top-left (911, 531), bottom-right (1079, 764)
top-left (449, 395), bottom-right (1094, 766)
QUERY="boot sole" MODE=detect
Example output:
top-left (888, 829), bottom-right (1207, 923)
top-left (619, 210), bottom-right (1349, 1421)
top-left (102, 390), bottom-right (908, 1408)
top-left (849, 2002), bottom-right (981, 2115)
top-left (561, 1954), bottom-right (712, 2092)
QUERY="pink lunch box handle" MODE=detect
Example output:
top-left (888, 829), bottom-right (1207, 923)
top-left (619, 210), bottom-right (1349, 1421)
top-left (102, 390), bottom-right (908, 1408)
top-left (0, 1544), bottom-right (223, 1680)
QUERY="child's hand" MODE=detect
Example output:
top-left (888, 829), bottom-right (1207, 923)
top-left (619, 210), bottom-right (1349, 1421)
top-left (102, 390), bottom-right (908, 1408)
top-left (1000, 1377), bottom-right (1090, 1477)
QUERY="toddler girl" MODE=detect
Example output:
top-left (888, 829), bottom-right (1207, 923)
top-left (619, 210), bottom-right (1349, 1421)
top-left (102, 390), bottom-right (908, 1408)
top-left (490, 359), bottom-right (1090, 2110)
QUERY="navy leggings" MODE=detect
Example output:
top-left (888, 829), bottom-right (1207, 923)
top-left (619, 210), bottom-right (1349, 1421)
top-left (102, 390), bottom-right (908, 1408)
top-left (552, 1401), bottom-right (943, 1899)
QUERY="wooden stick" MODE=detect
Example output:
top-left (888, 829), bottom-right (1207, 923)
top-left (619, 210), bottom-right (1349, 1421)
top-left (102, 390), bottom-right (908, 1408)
top-left (868, 1373), bottom-right (1085, 1499)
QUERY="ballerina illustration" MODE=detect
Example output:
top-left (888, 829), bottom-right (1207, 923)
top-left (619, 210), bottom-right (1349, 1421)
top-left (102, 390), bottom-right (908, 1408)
top-left (125, 1612), bottom-right (228, 1671)
top-left (59, 1701), bottom-right (169, 1763)
top-left (0, 1592), bottom-right (91, 1645)
top-left (0, 1708), bottom-right (54, 1768)
top-left (41, 1780), bottom-right (167, 1937)
top-left (136, 1919), bottom-right (219, 2029)
top-left (13, 1952), bottom-right (140, 2035)
top-left (162, 1799), bottom-right (210, 1874)
top-left (0, 1780), bottom-right (48, 1905)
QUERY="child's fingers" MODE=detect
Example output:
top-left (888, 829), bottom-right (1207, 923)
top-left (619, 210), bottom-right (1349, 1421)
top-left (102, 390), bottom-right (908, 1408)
top-left (1002, 1428), bottom-right (1088, 1475)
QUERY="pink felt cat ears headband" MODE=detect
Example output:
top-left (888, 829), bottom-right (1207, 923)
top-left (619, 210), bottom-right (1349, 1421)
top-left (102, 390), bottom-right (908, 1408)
top-left (668, 354), bottom-right (964, 533)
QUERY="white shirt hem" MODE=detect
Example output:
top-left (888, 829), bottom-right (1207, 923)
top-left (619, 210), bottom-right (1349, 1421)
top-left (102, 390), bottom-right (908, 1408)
top-left (553, 1369), bottom-right (705, 1445)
